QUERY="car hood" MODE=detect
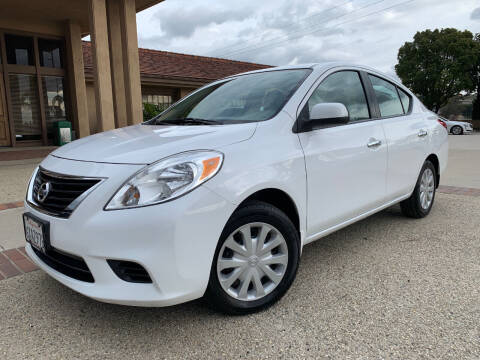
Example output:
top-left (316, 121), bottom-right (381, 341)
top-left (52, 123), bottom-right (257, 164)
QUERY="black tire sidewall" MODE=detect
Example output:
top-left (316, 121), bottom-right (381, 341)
top-left (206, 201), bottom-right (300, 314)
top-left (413, 161), bottom-right (437, 216)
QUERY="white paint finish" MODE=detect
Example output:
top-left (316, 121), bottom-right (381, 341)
top-left (51, 122), bottom-right (257, 164)
top-left (298, 120), bottom-right (388, 236)
top-left (23, 63), bottom-right (448, 307)
top-left (381, 113), bottom-right (429, 200)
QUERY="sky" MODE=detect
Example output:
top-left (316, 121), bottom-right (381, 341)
top-left (136, 0), bottom-right (480, 79)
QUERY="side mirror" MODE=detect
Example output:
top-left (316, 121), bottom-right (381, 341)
top-left (305, 103), bottom-right (349, 130)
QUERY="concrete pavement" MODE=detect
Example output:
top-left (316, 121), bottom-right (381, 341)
top-left (442, 133), bottom-right (480, 189)
top-left (0, 193), bottom-right (479, 359)
top-left (0, 158), bottom-right (39, 204)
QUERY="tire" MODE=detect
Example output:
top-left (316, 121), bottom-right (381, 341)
top-left (451, 125), bottom-right (463, 135)
top-left (400, 160), bottom-right (437, 218)
top-left (205, 200), bottom-right (300, 315)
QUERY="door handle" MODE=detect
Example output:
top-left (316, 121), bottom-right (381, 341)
top-left (367, 139), bottom-right (382, 148)
top-left (418, 129), bottom-right (428, 137)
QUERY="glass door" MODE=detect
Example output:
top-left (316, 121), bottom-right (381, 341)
top-left (0, 31), bottom-right (67, 146)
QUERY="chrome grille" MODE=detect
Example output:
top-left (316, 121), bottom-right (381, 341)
top-left (30, 168), bottom-right (101, 218)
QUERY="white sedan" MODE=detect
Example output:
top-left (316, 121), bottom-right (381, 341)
top-left (439, 116), bottom-right (474, 135)
top-left (23, 63), bottom-right (448, 314)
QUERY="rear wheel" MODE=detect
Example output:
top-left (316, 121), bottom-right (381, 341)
top-left (400, 160), bottom-right (437, 218)
top-left (451, 125), bottom-right (463, 135)
top-left (205, 201), bottom-right (300, 315)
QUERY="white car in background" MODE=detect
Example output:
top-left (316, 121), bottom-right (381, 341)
top-left (23, 63), bottom-right (448, 314)
top-left (439, 116), bottom-right (473, 135)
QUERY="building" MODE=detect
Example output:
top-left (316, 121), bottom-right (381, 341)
top-left (82, 42), bottom-right (269, 133)
top-left (0, 0), bottom-right (268, 148)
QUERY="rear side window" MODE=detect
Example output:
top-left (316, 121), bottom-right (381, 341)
top-left (307, 71), bottom-right (370, 121)
top-left (368, 75), bottom-right (404, 117)
top-left (397, 88), bottom-right (411, 113)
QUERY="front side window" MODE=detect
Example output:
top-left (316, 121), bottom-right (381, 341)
top-left (149, 69), bottom-right (311, 124)
top-left (306, 71), bottom-right (370, 122)
top-left (369, 75), bottom-right (404, 117)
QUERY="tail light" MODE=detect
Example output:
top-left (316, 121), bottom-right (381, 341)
top-left (437, 119), bottom-right (447, 130)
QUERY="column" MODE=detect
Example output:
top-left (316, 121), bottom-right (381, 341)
top-left (89, 0), bottom-right (116, 132)
top-left (65, 21), bottom-right (90, 138)
top-left (107, 0), bottom-right (128, 128)
top-left (119, 0), bottom-right (143, 125)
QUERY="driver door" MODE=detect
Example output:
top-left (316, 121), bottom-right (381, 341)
top-left (297, 70), bottom-right (388, 239)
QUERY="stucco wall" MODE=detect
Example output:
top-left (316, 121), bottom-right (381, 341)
top-left (0, 18), bottom-right (64, 36)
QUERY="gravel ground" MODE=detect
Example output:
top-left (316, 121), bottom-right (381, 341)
top-left (0, 193), bottom-right (479, 359)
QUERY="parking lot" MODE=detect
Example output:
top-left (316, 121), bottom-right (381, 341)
top-left (0, 134), bottom-right (479, 359)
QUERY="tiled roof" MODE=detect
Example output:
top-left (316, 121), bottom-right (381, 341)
top-left (82, 41), bottom-right (270, 83)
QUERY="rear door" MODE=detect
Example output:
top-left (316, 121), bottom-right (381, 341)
top-left (297, 69), bottom-right (388, 239)
top-left (365, 74), bottom-right (428, 200)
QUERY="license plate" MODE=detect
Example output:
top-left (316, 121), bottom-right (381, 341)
top-left (23, 213), bottom-right (50, 254)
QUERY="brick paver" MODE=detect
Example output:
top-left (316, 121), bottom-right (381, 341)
top-left (0, 247), bottom-right (38, 281)
top-left (437, 185), bottom-right (480, 197)
top-left (0, 201), bottom-right (24, 211)
top-left (0, 147), bottom-right (55, 161)
top-left (0, 252), bottom-right (22, 278)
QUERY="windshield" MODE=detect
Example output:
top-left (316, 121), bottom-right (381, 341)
top-left (147, 69), bottom-right (311, 125)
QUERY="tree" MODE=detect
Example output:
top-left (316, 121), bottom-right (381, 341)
top-left (472, 33), bottom-right (480, 120)
top-left (395, 28), bottom-right (479, 112)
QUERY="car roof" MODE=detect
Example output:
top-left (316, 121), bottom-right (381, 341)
top-left (224, 62), bottom-right (402, 86)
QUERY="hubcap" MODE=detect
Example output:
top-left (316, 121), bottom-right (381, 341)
top-left (419, 168), bottom-right (435, 210)
top-left (216, 222), bottom-right (288, 301)
top-left (452, 126), bottom-right (461, 135)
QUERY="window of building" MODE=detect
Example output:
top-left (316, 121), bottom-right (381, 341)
top-left (42, 76), bottom-right (66, 137)
top-left (397, 88), bottom-right (411, 113)
top-left (1, 32), bottom-right (68, 145)
top-left (5, 34), bottom-right (34, 66)
top-left (9, 74), bottom-right (42, 141)
top-left (368, 75), bottom-right (404, 117)
top-left (307, 71), bottom-right (370, 121)
top-left (38, 39), bottom-right (64, 68)
top-left (142, 94), bottom-right (172, 112)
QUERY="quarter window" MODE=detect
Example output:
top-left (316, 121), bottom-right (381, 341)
top-left (307, 71), bottom-right (370, 122)
top-left (368, 75), bottom-right (404, 117)
top-left (397, 88), bottom-right (411, 113)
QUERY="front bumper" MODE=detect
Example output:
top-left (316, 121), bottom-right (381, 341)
top-left (25, 155), bottom-right (236, 307)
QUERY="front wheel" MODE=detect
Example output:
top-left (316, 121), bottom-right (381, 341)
top-left (205, 201), bottom-right (300, 315)
top-left (400, 160), bottom-right (437, 218)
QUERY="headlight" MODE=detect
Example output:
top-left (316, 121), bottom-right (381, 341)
top-left (105, 150), bottom-right (223, 210)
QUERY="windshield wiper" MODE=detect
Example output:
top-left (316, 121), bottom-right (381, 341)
top-left (156, 118), bottom-right (221, 126)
